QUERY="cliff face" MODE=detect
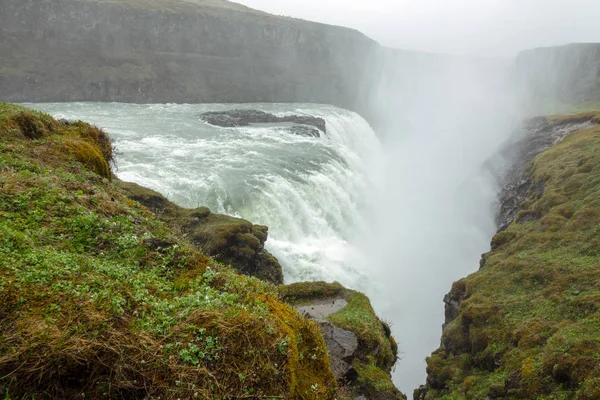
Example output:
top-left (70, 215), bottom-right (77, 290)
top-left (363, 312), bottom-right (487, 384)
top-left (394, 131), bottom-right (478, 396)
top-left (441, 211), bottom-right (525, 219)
top-left (418, 110), bottom-right (600, 400)
top-left (0, 0), bottom-right (379, 119)
top-left (515, 43), bottom-right (600, 114)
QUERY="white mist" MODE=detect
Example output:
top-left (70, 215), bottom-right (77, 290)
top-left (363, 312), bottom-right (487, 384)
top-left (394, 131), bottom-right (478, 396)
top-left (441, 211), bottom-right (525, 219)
top-left (359, 55), bottom-right (520, 392)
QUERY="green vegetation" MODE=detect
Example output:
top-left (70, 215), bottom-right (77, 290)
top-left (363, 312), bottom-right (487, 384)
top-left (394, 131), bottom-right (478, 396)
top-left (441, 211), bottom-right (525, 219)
top-left (282, 282), bottom-right (404, 400)
top-left (422, 110), bottom-right (600, 399)
top-left (0, 102), bottom-right (335, 399)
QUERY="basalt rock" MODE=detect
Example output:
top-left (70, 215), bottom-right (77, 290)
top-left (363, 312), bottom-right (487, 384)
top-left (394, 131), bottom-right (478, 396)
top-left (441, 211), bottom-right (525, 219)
top-left (495, 116), bottom-right (597, 230)
top-left (117, 180), bottom-right (283, 284)
top-left (200, 109), bottom-right (326, 136)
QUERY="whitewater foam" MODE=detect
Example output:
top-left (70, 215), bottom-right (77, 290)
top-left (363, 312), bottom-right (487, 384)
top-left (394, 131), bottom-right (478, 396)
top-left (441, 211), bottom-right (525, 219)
top-left (29, 102), bottom-right (381, 291)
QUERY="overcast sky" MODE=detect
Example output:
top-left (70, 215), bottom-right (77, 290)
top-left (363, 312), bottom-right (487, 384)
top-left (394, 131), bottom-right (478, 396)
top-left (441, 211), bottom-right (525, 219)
top-left (236, 0), bottom-right (600, 57)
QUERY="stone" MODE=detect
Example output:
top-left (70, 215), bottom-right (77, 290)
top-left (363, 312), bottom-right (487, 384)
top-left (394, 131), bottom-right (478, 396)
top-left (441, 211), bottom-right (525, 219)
top-left (200, 109), bottom-right (327, 136)
top-left (413, 386), bottom-right (427, 400)
top-left (296, 298), bottom-right (348, 321)
top-left (318, 321), bottom-right (359, 362)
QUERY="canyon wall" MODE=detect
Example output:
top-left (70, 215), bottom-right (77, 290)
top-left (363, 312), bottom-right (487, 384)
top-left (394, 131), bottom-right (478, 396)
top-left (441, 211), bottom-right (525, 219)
top-left (0, 0), bottom-right (380, 119)
top-left (515, 43), bottom-right (600, 114)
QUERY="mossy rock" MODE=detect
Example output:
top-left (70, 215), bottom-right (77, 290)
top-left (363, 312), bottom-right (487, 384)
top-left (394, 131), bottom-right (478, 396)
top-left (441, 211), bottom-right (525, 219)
top-left (281, 282), bottom-right (406, 400)
top-left (117, 180), bottom-right (283, 284)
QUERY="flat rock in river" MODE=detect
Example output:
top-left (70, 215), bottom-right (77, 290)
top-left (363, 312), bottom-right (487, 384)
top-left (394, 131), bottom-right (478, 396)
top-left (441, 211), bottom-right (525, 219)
top-left (200, 109), bottom-right (327, 136)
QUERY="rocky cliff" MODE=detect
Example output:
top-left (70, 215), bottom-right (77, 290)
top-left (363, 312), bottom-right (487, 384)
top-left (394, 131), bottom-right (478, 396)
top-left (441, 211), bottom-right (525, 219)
top-left (418, 110), bottom-right (600, 399)
top-left (515, 43), bottom-right (600, 114)
top-left (0, 0), bottom-right (380, 120)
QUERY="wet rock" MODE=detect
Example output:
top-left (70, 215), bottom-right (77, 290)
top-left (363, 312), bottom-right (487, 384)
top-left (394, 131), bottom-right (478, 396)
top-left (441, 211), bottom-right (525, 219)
top-left (495, 118), bottom-right (597, 229)
top-left (330, 356), bottom-right (358, 383)
top-left (296, 300), bottom-right (359, 382)
top-left (319, 321), bottom-right (359, 363)
top-left (297, 298), bottom-right (348, 321)
top-left (284, 282), bottom-right (406, 399)
top-left (200, 109), bottom-right (327, 136)
top-left (443, 289), bottom-right (467, 327)
top-left (288, 124), bottom-right (321, 137)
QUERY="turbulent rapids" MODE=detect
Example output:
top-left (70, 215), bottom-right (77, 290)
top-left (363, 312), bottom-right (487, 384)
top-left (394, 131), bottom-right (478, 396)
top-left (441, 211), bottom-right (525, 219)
top-left (30, 103), bottom-right (383, 288)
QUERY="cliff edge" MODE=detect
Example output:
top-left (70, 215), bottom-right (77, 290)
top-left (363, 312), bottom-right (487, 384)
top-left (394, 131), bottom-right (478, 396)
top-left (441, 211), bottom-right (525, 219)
top-left (0, 0), bottom-right (379, 120)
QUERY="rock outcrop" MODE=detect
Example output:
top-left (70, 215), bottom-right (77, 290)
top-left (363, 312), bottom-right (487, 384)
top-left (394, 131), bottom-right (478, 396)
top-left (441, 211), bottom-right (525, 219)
top-left (496, 113), bottom-right (599, 230)
top-left (281, 282), bottom-right (406, 400)
top-left (200, 109), bottom-right (327, 137)
top-left (117, 180), bottom-right (283, 284)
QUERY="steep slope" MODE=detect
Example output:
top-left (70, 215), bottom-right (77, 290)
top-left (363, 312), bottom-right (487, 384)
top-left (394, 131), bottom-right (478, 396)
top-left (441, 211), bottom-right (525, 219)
top-left (418, 110), bottom-right (600, 399)
top-left (0, 0), bottom-right (378, 119)
top-left (515, 44), bottom-right (600, 114)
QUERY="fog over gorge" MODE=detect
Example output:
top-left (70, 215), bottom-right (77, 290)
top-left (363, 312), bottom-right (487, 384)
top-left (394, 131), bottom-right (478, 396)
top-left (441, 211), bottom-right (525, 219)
top-left (3, 0), bottom-right (600, 399)
top-left (361, 56), bottom-right (520, 390)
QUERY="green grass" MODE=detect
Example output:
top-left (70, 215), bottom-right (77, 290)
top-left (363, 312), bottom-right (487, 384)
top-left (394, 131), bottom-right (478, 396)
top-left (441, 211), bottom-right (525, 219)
top-left (0, 102), bottom-right (336, 399)
top-left (423, 111), bottom-right (600, 400)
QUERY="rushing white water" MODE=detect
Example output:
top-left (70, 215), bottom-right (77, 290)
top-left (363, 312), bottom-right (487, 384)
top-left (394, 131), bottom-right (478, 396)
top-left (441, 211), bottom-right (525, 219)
top-left (29, 102), bottom-right (383, 289)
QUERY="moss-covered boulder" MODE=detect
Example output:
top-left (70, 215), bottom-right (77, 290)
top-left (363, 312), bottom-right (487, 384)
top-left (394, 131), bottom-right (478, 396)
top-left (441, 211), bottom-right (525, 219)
top-left (420, 110), bottom-right (600, 400)
top-left (117, 181), bottom-right (283, 284)
top-left (0, 102), bottom-right (335, 399)
top-left (281, 282), bottom-right (406, 400)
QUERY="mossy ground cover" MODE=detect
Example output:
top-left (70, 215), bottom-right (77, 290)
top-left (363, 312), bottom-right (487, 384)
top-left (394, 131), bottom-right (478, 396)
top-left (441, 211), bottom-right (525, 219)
top-left (423, 111), bottom-right (600, 400)
top-left (0, 102), bottom-right (335, 399)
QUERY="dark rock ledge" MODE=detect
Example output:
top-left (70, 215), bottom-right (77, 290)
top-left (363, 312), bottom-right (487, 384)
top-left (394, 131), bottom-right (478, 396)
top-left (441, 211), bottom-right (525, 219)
top-left (200, 109), bottom-right (327, 137)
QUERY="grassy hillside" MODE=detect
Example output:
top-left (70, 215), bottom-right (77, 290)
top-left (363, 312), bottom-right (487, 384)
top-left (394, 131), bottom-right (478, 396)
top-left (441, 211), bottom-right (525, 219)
top-left (420, 111), bottom-right (600, 399)
top-left (0, 102), bottom-right (337, 399)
